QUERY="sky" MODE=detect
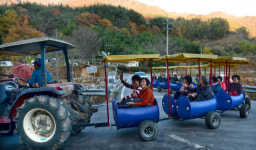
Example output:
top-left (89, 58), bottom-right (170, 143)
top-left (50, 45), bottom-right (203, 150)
top-left (137, 0), bottom-right (256, 17)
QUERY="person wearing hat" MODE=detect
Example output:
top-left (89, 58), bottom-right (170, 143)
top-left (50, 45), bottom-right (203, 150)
top-left (28, 59), bottom-right (52, 87)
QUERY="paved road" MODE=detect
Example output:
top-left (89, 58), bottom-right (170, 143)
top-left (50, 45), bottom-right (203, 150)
top-left (1, 73), bottom-right (256, 150)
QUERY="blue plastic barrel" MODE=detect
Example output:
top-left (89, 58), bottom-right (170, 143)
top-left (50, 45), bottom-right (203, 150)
top-left (153, 80), bottom-right (159, 87)
top-left (176, 97), bottom-right (217, 120)
top-left (169, 83), bottom-right (178, 90)
top-left (215, 92), bottom-right (245, 111)
top-left (112, 99), bottom-right (159, 129)
top-left (169, 82), bottom-right (182, 90)
top-left (159, 82), bottom-right (168, 89)
top-left (162, 94), bottom-right (177, 116)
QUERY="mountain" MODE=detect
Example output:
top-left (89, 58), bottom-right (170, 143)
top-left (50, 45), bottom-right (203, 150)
top-left (1, 0), bottom-right (256, 37)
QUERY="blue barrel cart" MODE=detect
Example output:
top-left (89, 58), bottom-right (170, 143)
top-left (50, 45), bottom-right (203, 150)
top-left (162, 95), bottom-right (221, 129)
top-left (157, 82), bottom-right (182, 94)
top-left (162, 94), bottom-right (177, 117)
top-left (215, 91), bottom-right (251, 118)
top-left (153, 79), bottom-right (160, 87)
top-left (112, 99), bottom-right (159, 141)
top-left (102, 54), bottom-right (160, 141)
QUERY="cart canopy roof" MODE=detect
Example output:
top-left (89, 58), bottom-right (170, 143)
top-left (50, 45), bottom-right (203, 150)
top-left (155, 53), bottom-right (218, 63)
top-left (152, 67), bottom-right (166, 70)
top-left (153, 65), bottom-right (198, 70)
top-left (0, 37), bottom-right (75, 56)
top-left (211, 56), bottom-right (249, 65)
top-left (102, 54), bottom-right (160, 62)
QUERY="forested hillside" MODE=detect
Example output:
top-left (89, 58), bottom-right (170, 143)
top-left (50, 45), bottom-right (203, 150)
top-left (2, 0), bottom-right (256, 37)
top-left (0, 3), bottom-right (255, 63)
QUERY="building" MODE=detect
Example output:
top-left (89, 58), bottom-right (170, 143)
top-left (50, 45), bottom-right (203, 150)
top-left (125, 61), bottom-right (139, 67)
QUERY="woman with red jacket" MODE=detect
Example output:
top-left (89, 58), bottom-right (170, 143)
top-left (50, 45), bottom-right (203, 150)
top-left (127, 77), bottom-right (155, 106)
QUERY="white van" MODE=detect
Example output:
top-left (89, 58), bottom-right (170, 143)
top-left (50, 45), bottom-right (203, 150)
top-left (0, 60), bottom-right (12, 67)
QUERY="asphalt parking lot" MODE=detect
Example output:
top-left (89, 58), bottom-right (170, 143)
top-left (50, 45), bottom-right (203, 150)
top-left (0, 74), bottom-right (255, 150)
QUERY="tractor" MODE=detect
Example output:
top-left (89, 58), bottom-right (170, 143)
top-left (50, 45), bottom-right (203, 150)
top-left (0, 37), bottom-right (96, 150)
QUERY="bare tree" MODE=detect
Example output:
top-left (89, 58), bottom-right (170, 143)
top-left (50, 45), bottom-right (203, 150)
top-left (146, 35), bottom-right (181, 55)
top-left (64, 27), bottom-right (102, 61)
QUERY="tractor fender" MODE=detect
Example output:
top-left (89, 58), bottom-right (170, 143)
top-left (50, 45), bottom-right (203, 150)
top-left (9, 87), bottom-right (66, 118)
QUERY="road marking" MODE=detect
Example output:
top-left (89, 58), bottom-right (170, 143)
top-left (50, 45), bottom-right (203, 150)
top-left (168, 134), bottom-right (207, 149)
top-left (121, 78), bottom-right (130, 99)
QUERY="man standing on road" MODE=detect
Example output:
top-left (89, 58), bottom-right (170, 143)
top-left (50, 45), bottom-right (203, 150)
top-left (119, 72), bottom-right (143, 104)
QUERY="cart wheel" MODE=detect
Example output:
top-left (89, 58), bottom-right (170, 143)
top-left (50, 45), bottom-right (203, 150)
top-left (205, 111), bottom-right (221, 129)
top-left (138, 120), bottom-right (158, 142)
top-left (240, 104), bottom-right (250, 118)
top-left (245, 97), bottom-right (251, 109)
top-left (157, 86), bottom-right (161, 92)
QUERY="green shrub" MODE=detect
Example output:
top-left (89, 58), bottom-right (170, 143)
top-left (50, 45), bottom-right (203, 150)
top-left (117, 65), bottom-right (128, 72)
top-left (128, 66), bottom-right (148, 73)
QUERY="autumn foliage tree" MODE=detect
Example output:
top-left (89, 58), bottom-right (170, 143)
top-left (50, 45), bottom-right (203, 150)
top-left (99, 18), bottom-right (113, 29)
top-left (128, 21), bottom-right (138, 35)
top-left (139, 25), bottom-right (147, 32)
top-left (0, 9), bottom-right (45, 43)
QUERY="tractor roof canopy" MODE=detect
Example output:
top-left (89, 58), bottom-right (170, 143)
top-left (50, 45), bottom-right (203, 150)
top-left (0, 37), bottom-right (75, 56)
top-left (0, 37), bottom-right (75, 84)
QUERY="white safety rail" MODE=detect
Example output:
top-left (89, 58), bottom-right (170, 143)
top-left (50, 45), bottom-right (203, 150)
top-left (243, 85), bottom-right (256, 93)
top-left (78, 79), bottom-right (123, 102)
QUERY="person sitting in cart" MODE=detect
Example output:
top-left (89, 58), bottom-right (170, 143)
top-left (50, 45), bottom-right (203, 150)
top-left (157, 74), bottom-right (163, 82)
top-left (217, 76), bottom-right (226, 91)
top-left (184, 75), bottom-right (213, 101)
top-left (174, 75), bottom-right (196, 99)
top-left (179, 74), bottom-right (185, 82)
top-left (212, 76), bottom-right (221, 94)
top-left (171, 74), bottom-right (179, 84)
top-left (28, 59), bottom-right (52, 87)
top-left (153, 74), bottom-right (157, 82)
top-left (126, 77), bottom-right (155, 107)
top-left (228, 75), bottom-right (242, 96)
top-left (120, 72), bottom-right (143, 104)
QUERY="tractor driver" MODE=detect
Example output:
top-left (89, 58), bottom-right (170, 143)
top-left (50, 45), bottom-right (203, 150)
top-left (28, 59), bottom-right (52, 87)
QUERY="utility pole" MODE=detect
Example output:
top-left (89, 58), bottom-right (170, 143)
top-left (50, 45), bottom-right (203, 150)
top-left (199, 44), bottom-right (203, 54)
top-left (104, 29), bottom-right (115, 54)
top-left (163, 15), bottom-right (173, 56)
top-left (162, 15), bottom-right (173, 75)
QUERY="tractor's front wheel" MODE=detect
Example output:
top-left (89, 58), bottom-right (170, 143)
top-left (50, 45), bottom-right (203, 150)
top-left (14, 95), bottom-right (72, 150)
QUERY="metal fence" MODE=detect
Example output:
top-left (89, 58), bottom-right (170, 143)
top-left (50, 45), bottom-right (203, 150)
top-left (243, 85), bottom-right (256, 93)
top-left (73, 77), bottom-right (105, 81)
top-left (79, 79), bottom-right (122, 100)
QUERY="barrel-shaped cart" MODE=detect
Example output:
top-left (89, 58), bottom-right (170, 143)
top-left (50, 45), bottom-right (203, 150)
top-left (176, 96), bottom-right (221, 129)
top-left (215, 92), bottom-right (251, 118)
top-left (162, 94), bottom-right (177, 116)
top-left (112, 99), bottom-right (159, 141)
top-left (112, 99), bottom-right (159, 129)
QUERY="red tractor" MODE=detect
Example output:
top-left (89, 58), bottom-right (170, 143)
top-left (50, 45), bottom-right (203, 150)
top-left (0, 37), bottom-right (96, 150)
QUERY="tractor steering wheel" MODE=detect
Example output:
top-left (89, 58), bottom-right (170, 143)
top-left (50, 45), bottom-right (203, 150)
top-left (14, 78), bottom-right (29, 88)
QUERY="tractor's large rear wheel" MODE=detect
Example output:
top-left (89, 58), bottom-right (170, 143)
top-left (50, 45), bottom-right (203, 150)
top-left (14, 95), bottom-right (72, 150)
top-left (70, 93), bottom-right (96, 134)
